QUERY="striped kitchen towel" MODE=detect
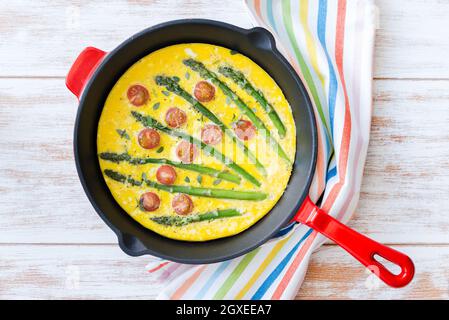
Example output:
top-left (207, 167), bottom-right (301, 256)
top-left (146, 0), bottom-right (377, 299)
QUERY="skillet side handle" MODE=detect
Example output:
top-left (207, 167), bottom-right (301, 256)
top-left (294, 196), bottom-right (415, 288)
top-left (66, 47), bottom-right (106, 99)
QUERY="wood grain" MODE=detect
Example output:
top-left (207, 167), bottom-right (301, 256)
top-left (297, 245), bottom-right (449, 300)
top-left (0, 0), bottom-right (448, 300)
top-left (349, 79), bottom-right (449, 243)
top-left (1, 79), bottom-right (448, 244)
top-left (0, 0), bottom-right (449, 78)
top-left (0, 244), bottom-right (161, 299)
top-left (375, 0), bottom-right (449, 79)
top-left (0, 78), bottom-right (116, 244)
top-left (0, 243), bottom-right (447, 299)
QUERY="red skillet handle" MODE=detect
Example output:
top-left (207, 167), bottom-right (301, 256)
top-left (66, 47), bottom-right (106, 99)
top-left (294, 196), bottom-right (415, 288)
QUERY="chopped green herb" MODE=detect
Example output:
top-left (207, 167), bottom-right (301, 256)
top-left (162, 90), bottom-right (170, 97)
top-left (173, 76), bottom-right (180, 82)
top-left (152, 102), bottom-right (160, 110)
top-left (225, 96), bottom-right (231, 105)
top-left (184, 176), bottom-right (190, 183)
top-left (116, 129), bottom-right (130, 140)
top-left (156, 146), bottom-right (164, 153)
top-left (197, 175), bottom-right (203, 184)
top-left (213, 179), bottom-right (222, 186)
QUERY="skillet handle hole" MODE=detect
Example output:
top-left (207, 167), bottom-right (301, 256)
top-left (373, 253), bottom-right (402, 276)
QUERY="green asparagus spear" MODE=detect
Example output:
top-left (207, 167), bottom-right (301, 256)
top-left (218, 66), bottom-right (287, 138)
top-left (104, 169), bottom-right (143, 186)
top-left (155, 75), bottom-right (266, 175)
top-left (183, 58), bottom-right (290, 163)
top-left (104, 169), bottom-right (267, 200)
top-left (98, 152), bottom-right (241, 184)
top-left (131, 111), bottom-right (261, 187)
top-left (99, 152), bottom-right (131, 163)
top-left (150, 209), bottom-right (242, 226)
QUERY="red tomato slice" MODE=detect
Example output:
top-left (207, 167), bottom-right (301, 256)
top-left (140, 192), bottom-right (160, 212)
top-left (172, 194), bottom-right (193, 215)
top-left (233, 119), bottom-right (256, 141)
top-left (176, 141), bottom-right (198, 163)
top-left (127, 84), bottom-right (149, 106)
top-left (194, 81), bottom-right (215, 102)
top-left (165, 107), bottom-right (187, 128)
top-left (138, 128), bottom-right (160, 149)
top-left (156, 165), bottom-right (177, 185)
top-left (201, 124), bottom-right (223, 145)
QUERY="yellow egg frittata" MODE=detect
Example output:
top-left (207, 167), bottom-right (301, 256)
top-left (97, 43), bottom-right (296, 241)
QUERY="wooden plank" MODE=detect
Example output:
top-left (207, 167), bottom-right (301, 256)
top-left (0, 243), bottom-right (445, 299)
top-left (0, 244), bottom-right (162, 299)
top-left (0, 78), bottom-right (116, 243)
top-left (0, 0), bottom-right (448, 78)
top-left (349, 79), bottom-right (449, 243)
top-left (374, 0), bottom-right (449, 79)
top-left (297, 245), bottom-right (449, 299)
top-left (0, 0), bottom-right (253, 78)
top-left (1, 78), bottom-right (448, 244)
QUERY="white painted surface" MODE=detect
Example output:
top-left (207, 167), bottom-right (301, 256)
top-left (0, 0), bottom-right (448, 299)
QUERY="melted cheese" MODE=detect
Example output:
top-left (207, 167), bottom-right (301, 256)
top-left (97, 43), bottom-right (296, 241)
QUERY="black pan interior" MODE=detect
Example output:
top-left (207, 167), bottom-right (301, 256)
top-left (74, 19), bottom-right (317, 264)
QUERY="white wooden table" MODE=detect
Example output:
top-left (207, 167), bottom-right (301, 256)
top-left (1, 0), bottom-right (449, 299)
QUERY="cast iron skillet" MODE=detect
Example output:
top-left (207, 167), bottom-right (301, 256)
top-left (66, 19), bottom-right (414, 288)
